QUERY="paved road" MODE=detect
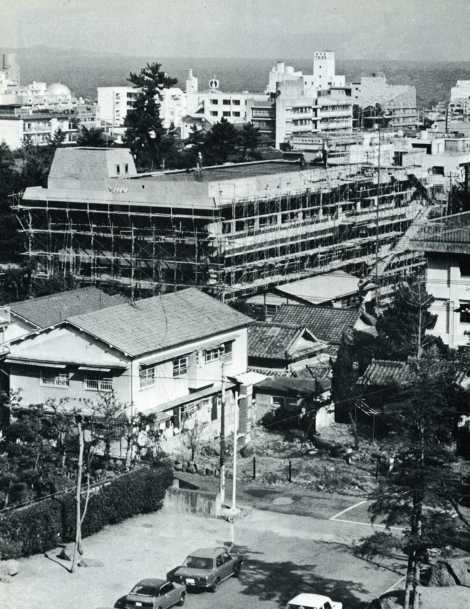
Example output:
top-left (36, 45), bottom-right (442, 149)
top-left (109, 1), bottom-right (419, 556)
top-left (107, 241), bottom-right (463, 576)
top-left (2, 506), bottom-right (405, 609)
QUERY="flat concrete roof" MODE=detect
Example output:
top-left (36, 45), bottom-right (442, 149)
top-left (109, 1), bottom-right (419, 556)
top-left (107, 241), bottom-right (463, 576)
top-left (137, 161), bottom-right (307, 183)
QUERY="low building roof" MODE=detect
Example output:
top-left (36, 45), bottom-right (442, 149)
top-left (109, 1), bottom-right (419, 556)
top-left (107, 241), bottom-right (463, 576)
top-left (254, 376), bottom-right (320, 397)
top-left (272, 305), bottom-right (359, 344)
top-left (357, 359), bottom-right (412, 386)
top-left (248, 321), bottom-right (318, 360)
top-left (273, 271), bottom-right (359, 305)
top-left (9, 287), bottom-right (126, 329)
top-left (67, 288), bottom-right (252, 358)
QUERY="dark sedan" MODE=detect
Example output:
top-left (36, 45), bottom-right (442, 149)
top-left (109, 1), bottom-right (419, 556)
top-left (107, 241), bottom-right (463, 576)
top-left (167, 546), bottom-right (243, 592)
top-left (119, 578), bottom-right (186, 609)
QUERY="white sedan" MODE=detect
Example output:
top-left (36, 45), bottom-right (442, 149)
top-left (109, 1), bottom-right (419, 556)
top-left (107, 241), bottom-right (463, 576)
top-left (286, 593), bottom-right (342, 609)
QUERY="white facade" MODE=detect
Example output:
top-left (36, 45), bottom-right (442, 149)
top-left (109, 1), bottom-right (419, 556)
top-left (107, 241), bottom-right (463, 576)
top-left (426, 254), bottom-right (470, 348)
top-left (0, 113), bottom-right (77, 149)
top-left (275, 80), bottom-right (353, 148)
top-left (97, 86), bottom-right (138, 127)
top-left (0, 53), bottom-right (20, 93)
top-left (450, 80), bottom-right (470, 102)
top-left (266, 62), bottom-right (303, 95)
top-left (312, 51), bottom-right (345, 89)
top-left (269, 52), bottom-right (352, 148)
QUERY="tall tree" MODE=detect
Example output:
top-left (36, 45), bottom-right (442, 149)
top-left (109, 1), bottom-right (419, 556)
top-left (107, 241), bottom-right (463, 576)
top-left (0, 143), bottom-right (22, 262)
top-left (239, 123), bottom-right (260, 161)
top-left (123, 62), bottom-right (177, 170)
top-left (375, 282), bottom-right (438, 362)
top-left (368, 352), bottom-right (468, 609)
top-left (203, 118), bottom-right (239, 165)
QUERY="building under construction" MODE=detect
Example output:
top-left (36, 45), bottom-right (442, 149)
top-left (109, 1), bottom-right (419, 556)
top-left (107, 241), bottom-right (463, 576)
top-left (15, 147), bottom-right (427, 301)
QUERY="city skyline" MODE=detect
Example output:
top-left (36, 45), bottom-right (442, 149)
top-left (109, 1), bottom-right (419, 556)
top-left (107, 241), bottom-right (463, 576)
top-left (2, 0), bottom-right (470, 62)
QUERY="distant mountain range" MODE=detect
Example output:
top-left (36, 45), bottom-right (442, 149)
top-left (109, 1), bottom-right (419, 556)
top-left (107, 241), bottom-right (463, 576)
top-left (3, 46), bottom-right (470, 107)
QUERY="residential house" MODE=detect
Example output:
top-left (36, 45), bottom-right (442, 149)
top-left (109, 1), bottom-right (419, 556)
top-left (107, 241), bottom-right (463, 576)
top-left (3, 288), bottom-right (255, 443)
top-left (247, 321), bottom-right (329, 375)
top-left (272, 305), bottom-right (360, 347)
top-left (0, 287), bottom-right (126, 344)
top-left (254, 376), bottom-right (334, 432)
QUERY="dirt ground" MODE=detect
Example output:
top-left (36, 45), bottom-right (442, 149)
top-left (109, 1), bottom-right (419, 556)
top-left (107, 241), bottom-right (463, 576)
top-left (1, 500), bottom-right (404, 609)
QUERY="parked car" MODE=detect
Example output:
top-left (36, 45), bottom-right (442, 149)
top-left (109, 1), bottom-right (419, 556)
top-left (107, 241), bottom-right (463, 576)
top-left (286, 593), bottom-right (342, 609)
top-left (120, 578), bottom-right (185, 609)
top-left (167, 546), bottom-right (243, 591)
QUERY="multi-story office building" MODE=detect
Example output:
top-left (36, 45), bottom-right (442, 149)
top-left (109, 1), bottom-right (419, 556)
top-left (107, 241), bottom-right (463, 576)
top-left (268, 52), bottom-right (353, 149)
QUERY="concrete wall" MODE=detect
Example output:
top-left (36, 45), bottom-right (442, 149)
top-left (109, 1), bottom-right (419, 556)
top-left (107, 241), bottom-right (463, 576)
top-left (165, 485), bottom-right (217, 518)
top-left (426, 253), bottom-right (470, 348)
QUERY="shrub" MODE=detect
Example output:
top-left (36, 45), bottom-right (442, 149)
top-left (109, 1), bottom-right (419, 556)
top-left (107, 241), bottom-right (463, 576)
top-left (0, 465), bottom-right (172, 559)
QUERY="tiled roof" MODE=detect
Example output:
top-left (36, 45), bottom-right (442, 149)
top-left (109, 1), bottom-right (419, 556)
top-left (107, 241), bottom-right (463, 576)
top-left (10, 287), bottom-right (126, 329)
top-left (272, 305), bottom-right (359, 344)
top-left (357, 359), bottom-right (413, 386)
top-left (67, 288), bottom-right (252, 357)
top-left (248, 322), bottom-right (305, 360)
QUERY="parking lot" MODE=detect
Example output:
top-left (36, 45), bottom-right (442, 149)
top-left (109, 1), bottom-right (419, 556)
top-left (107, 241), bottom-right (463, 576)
top-left (2, 501), bottom-right (406, 609)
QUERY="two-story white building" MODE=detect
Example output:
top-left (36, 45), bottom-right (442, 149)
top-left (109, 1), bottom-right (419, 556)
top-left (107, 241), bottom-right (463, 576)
top-left (3, 288), bottom-right (255, 440)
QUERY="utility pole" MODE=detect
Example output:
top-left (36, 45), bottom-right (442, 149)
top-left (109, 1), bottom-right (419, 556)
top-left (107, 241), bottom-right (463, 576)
top-left (219, 362), bottom-right (226, 505)
top-left (375, 124), bottom-right (381, 307)
top-left (231, 391), bottom-right (239, 513)
top-left (417, 281), bottom-right (423, 362)
top-left (71, 416), bottom-right (84, 573)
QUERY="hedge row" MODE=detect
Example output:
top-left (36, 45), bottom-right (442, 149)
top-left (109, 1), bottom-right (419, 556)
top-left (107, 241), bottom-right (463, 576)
top-left (0, 465), bottom-right (173, 559)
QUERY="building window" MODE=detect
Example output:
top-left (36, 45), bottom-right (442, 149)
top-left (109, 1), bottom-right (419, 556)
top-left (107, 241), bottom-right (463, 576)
top-left (116, 164), bottom-right (120, 175)
top-left (139, 364), bottom-right (156, 388)
top-left (124, 163), bottom-right (129, 173)
top-left (233, 99), bottom-right (241, 105)
top-left (223, 111), bottom-right (230, 117)
top-left (233, 111), bottom-right (240, 117)
top-left (223, 99), bottom-right (230, 105)
top-left (41, 370), bottom-right (69, 387)
top-left (173, 355), bottom-right (188, 377)
top-left (210, 111), bottom-right (218, 117)
top-left (210, 99), bottom-right (219, 105)
top-left (85, 376), bottom-right (113, 392)
top-left (204, 341), bottom-right (233, 364)
top-left (460, 301), bottom-right (470, 324)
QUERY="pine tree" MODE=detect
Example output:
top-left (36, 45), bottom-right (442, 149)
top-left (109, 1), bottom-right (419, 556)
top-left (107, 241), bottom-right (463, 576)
top-left (368, 352), bottom-right (466, 609)
top-left (123, 62), bottom-right (177, 170)
top-left (203, 118), bottom-right (239, 165)
top-left (239, 123), bottom-right (260, 160)
top-left (375, 282), bottom-right (438, 361)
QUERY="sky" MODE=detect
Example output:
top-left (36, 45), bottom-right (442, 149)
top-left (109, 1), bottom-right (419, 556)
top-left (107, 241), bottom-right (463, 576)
top-left (2, 0), bottom-right (470, 61)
